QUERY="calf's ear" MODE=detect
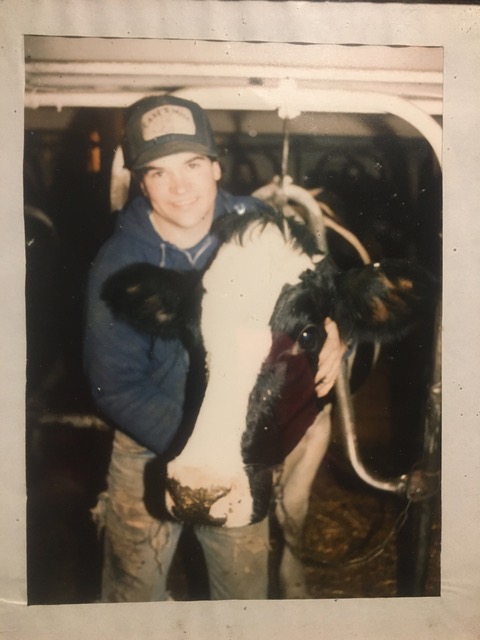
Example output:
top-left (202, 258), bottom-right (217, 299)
top-left (101, 263), bottom-right (201, 339)
top-left (332, 259), bottom-right (437, 343)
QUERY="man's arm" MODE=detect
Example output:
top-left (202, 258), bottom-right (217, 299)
top-left (83, 256), bottom-right (187, 456)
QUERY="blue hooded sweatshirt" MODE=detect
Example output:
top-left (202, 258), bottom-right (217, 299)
top-left (83, 189), bottom-right (270, 455)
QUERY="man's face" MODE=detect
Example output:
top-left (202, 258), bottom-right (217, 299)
top-left (140, 152), bottom-right (221, 247)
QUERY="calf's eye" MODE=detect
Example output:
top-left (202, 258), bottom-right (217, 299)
top-left (297, 324), bottom-right (322, 352)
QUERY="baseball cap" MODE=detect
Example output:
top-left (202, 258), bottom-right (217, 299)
top-left (122, 95), bottom-right (218, 170)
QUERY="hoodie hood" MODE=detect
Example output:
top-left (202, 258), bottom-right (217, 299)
top-left (115, 195), bottom-right (160, 250)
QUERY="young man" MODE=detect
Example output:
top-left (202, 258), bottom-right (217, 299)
top-left (84, 95), bottom-right (344, 602)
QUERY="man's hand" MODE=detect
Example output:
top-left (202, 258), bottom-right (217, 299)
top-left (315, 318), bottom-right (347, 398)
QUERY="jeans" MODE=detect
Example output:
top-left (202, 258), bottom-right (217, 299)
top-left (92, 431), bottom-right (270, 602)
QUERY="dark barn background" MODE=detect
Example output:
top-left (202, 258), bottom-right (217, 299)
top-left (23, 37), bottom-right (442, 604)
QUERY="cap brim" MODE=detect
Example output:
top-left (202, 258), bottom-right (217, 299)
top-left (130, 140), bottom-right (218, 170)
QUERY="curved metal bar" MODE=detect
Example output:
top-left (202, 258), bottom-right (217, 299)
top-left (252, 177), bottom-right (328, 253)
top-left (173, 86), bottom-right (442, 167)
top-left (335, 359), bottom-right (440, 499)
top-left (335, 361), bottom-right (408, 494)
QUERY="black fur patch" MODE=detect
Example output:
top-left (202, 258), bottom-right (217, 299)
top-left (330, 259), bottom-right (436, 343)
top-left (101, 263), bottom-right (203, 348)
top-left (212, 209), bottom-right (324, 259)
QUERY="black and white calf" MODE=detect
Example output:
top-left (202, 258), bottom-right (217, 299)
top-left (102, 207), bottom-right (432, 596)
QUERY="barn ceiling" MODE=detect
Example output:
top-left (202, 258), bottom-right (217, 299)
top-left (24, 36), bottom-right (443, 146)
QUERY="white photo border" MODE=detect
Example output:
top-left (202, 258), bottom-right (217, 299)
top-left (1, 1), bottom-right (479, 638)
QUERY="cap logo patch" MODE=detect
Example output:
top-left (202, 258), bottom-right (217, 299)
top-left (141, 105), bottom-right (196, 141)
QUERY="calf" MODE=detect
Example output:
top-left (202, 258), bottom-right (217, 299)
top-left (102, 207), bottom-right (432, 595)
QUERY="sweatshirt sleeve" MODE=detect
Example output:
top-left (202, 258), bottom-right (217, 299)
top-left (83, 249), bottom-right (188, 456)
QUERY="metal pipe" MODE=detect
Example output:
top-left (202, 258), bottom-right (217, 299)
top-left (334, 323), bottom-right (440, 499)
top-left (24, 91), bottom-right (442, 119)
top-left (25, 60), bottom-right (443, 86)
top-left (334, 361), bottom-right (409, 494)
top-left (252, 177), bottom-right (328, 253)
top-left (411, 300), bottom-right (442, 594)
top-left (174, 87), bottom-right (443, 166)
top-left (25, 85), bottom-right (443, 167)
top-left (168, 85), bottom-right (443, 167)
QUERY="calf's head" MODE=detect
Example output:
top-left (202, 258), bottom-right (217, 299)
top-left (102, 210), bottom-right (433, 528)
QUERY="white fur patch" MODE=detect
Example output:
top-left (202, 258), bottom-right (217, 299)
top-left (167, 221), bottom-right (318, 525)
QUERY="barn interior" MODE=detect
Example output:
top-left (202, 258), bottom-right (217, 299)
top-left (24, 36), bottom-right (442, 603)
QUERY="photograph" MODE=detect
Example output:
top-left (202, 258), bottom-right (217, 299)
top-left (1, 1), bottom-right (479, 639)
top-left (24, 36), bottom-right (442, 604)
